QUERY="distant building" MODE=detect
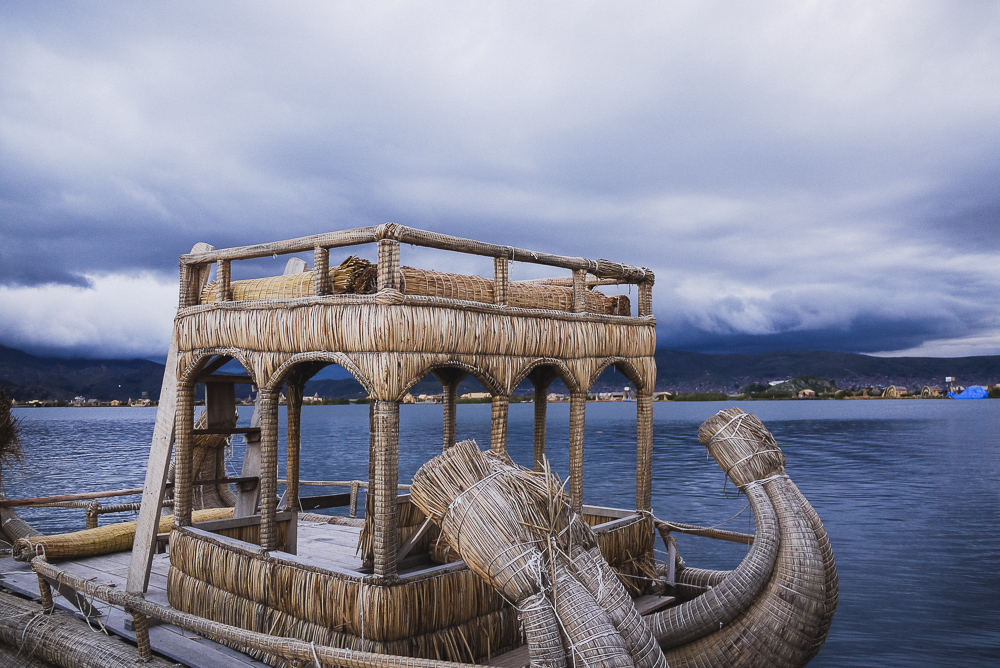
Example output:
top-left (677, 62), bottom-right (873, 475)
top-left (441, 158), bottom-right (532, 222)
top-left (921, 386), bottom-right (943, 398)
top-left (798, 389), bottom-right (816, 398)
top-left (460, 392), bottom-right (491, 400)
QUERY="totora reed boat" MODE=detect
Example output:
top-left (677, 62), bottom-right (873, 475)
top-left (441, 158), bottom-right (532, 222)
top-left (0, 224), bottom-right (836, 668)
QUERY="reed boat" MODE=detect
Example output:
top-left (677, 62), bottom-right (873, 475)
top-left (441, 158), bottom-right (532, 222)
top-left (0, 224), bottom-right (837, 668)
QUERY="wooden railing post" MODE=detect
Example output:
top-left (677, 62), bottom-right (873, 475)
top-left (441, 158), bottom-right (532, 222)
top-left (638, 280), bottom-right (653, 317)
top-left (173, 381), bottom-right (195, 527)
top-left (377, 239), bottom-right (400, 291)
top-left (258, 388), bottom-right (280, 551)
top-left (529, 367), bottom-right (557, 472)
top-left (217, 259), bottom-right (232, 301)
top-left (494, 256), bottom-right (509, 306)
top-left (636, 391), bottom-right (653, 512)
top-left (313, 247), bottom-right (330, 295)
top-left (370, 400), bottom-right (400, 578)
top-left (490, 394), bottom-right (509, 453)
top-left (568, 391), bottom-right (587, 513)
top-left (571, 269), bottom-right (587, 313)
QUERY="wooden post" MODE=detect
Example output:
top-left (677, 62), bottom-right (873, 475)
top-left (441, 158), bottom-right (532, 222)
top-left (636, 391), bottom-right (653, 512)
top-left (490, 394), bottom-right (509, 453)
top-left (638, 281), bottom-right (653, 317)
top-left (285, 382), bottom-right (303, 554)
top-left (568, 391), bottom-right (586, 514)
top-left (173, 381), bottom-right (195, 527)
top-left (377, 239), bottom-right (400, 291)
top-left (571, 269), bottom-right (587, 313)
top-left (494, 256), bottom-right (509, 306)
top-left (314, 247), bottom-right (330, 295)
top-left (529, 368), bottom-right (556, 472)
top-left (370, 400), bottom-right (400, 578)
top-left (258, 388), bottom-right (280, 551)
top-left (433, 369), bottom-right (467, 450)
top-left (234, 392), bottom-right (264, 518)
top-left (217, 259), bottom-right (232, 302)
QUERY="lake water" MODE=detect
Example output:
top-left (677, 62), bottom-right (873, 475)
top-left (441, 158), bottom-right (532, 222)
top-left (8, 400), bottom-right (1000, 667)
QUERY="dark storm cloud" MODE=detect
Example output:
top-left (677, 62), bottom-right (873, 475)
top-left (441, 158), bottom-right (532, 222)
top-left (1, 1), bottom-right (999, 358)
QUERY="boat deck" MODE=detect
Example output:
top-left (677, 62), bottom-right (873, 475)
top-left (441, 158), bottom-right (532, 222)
top-left (2, 518), bottom-right (674, 667)
top-left (0, 520), bottom-right (367, 668)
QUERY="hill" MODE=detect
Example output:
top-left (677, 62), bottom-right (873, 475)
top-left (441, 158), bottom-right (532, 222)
top-left (3, 344), bottom-right (999, 401)
top-left (0, 345), bottom-right (165, 402)
top-left (653, 349), bottom-right (1000, 393)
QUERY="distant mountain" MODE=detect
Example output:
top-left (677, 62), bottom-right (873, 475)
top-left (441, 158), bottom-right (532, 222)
top-left (653, 349), bottom-right (1000, 393)
top-left (0, 345), bottom-right (165, 402)
top-left (3, 344), bottom-right (998, 401)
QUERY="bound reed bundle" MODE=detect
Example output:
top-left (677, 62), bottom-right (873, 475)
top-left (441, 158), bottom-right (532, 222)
top-left (199, 254), bottom-right (628, 315)
top-left (647, 408), bottom-right (836, 668)
top-left (12, 507), bottom-right (231, 561)
top-left (0, 589), bottom-right (175, 667)
top-left (409, 440), bottom-right (667, 668)
top-left (201, 255), bottom-right (376, 303)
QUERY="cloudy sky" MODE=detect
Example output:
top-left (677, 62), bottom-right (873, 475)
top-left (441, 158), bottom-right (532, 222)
top-left (1, 1), bottom-right (999, 361)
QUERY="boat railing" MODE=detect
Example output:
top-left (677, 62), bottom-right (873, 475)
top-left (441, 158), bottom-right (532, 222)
top-left (277, 478), bottom-right (411, 518)
top-left (177, 222), bottom-right (655, 316)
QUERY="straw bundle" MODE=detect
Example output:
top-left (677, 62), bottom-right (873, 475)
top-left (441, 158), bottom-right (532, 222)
top-left (12, 507), bottom-right (231, 561)
top-left (409, 440), bottom-right (667, 668)
top-left (646, 408), bottom-right (837, 668)
top-left (199, 255), bottom-right (629, 315)
top-left (0, 590), bottom-right (175, 667)
top-left (201, 255), bottom-right (376, 302)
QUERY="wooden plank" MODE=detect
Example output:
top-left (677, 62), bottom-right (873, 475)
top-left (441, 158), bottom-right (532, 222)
top-left (634, 594), bottom-right (676, 616)
top-left (126, 322), bottom-right (182, 595)
top-left (298, 492), bottom-right (352, 511)
top-left (201, 374), bottom-right (255, 384)
top-left (193, 427), bottom-right (261, 436)
top-left (0, 488), bottom-right (143, 507)
top-left (490, 644), bottom-right (530, 668)
top-left (284, 257), bottom-right (308, 275)
top-left (582, 504), bottom-right (635, 520)
top-left (234, 392), bottom-right (264, 518)
top-left (206, 383), bottom-right (236, 430)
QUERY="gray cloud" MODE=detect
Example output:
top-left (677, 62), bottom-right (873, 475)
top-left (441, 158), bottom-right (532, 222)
top-left (1, 1), bottom-right (999, 359)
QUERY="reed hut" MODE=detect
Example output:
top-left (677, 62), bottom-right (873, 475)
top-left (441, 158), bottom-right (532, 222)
top-left (2, 225), bottom-right (837, 668)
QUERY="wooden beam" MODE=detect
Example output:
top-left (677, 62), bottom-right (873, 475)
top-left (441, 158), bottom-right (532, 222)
top-left (234, 393), bottom-right (264, 518)
top-left (126, 321), bottom-right (183, 594)
top-left (199, 374), bottom-right (255, 384)
top-left (192, 427), bottom-right (261, 436)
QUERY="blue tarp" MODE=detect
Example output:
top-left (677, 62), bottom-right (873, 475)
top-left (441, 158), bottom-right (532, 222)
top-left (948, 386), bottom-right (988, 399)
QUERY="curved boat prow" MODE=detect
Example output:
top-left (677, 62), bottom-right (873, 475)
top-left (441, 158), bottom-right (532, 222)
top-left (649, 407), bottom-right (838, 668)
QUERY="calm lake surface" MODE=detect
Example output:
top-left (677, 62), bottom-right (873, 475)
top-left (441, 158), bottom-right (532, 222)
top-left (8, 400), bottom-right (1000, 667)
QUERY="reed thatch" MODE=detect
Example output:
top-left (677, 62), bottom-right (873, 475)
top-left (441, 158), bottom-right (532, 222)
top-left (12, 507), bottom-right (232, 561)
top-left (167, 525), bottom-right (520, 662)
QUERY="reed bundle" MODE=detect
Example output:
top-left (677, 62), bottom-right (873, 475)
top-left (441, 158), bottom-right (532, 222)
top-left (12, 507), bottom-right (231, 561)
top-left (646, 408), bottom-right (837, 668)
top-left (409, 440), bottom-right (667, 668)
top-left (199, 255), bottom-right (628, 315)
top-left (0, 589), bottom-right (174, 667)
